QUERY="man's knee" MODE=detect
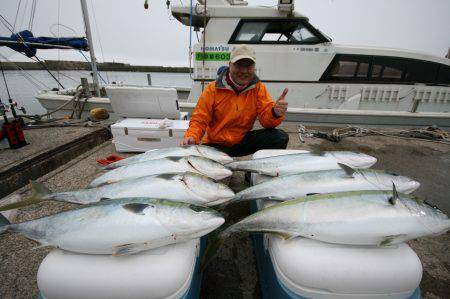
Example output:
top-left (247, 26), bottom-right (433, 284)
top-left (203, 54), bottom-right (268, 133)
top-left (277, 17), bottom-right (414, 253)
top-left (274, 129), bottom-right (289, 148)
top-left (263, 129), bottom-right (289, 149)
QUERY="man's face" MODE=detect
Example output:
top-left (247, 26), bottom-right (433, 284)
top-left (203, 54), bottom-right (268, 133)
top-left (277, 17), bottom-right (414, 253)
top-left (229, 59), bottom-right (255, 86)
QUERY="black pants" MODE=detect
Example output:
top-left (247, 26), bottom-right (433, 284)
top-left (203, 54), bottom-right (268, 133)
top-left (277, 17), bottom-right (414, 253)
top-left (206, 128), bottom-right (289, 157)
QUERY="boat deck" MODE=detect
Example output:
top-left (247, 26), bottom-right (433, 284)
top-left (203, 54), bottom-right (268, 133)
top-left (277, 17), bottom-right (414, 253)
top-left (0, 123), bottom-right (449, 298)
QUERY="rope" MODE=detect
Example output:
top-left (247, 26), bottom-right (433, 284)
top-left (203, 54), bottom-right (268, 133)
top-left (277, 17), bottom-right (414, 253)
top-left (28, 0), bottom-right (37, 31)
top-left (18, 0), bottom-right (29, 31)
top-left (298, 125), bottom-right (450, 145)
top-left (0, 53), bottom-right (51, 89)
top-left (78, 50), bottom-right (108, 84)
top-left (13, 0), bottom-right (22, 31)
top-left (0, 14), bottom-right (66, 89)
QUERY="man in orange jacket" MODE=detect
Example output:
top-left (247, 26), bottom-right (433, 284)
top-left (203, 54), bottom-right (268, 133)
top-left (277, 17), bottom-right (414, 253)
top-left (181, 45), bottom-right (289, 157)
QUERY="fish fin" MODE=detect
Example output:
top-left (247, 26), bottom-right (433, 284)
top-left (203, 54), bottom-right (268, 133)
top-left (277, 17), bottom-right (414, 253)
top-left (0, 181), bottom-right (52, 211)
top-left (306, 193), bottom-right (320, 196)
top-left (99, 197), bottom-right (112, 201)
top-left (88, 181), bottom-right (113, 188)
top-left (310, 150), bottom-right (325, 156)
top-left (388, 183), bottom-right (399, 205)
top-left (0, 213), bottom-right (11, 234)
top-left (31, 243), bottom-right (51, 251)
top-left (113, 243), bottom-right (145, 256)
top-left (166, 156), bottom-right (184, 162)
top-left (154, 173), bottom-right (177, 180)
top-left (122, 203), bottom-right (152, 215)
top-left (338, 163), bottom-right (356, 177)
top-left (273, 231), bottom-right (298, 240)
top-left (266, 196), bottom-right (285, 201)
top-left (201, 230), bottom-right (225, 271)
top-left (379, 234), bottom-right (406, 246)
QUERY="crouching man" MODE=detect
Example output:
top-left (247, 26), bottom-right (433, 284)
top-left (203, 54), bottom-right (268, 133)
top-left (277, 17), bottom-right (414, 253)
top-left (181, 45), bottom-right (289, 157)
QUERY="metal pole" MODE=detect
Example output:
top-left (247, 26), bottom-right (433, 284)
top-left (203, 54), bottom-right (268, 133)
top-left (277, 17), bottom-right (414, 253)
top-left (80, 0), bottom-right (101, 97)
top-left (147, 74), bottom-right (152, 86)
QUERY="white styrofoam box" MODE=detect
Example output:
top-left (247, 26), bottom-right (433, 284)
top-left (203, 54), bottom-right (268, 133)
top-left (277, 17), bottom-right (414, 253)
top-left (106, 85), bottom-right (181, 119)
top-left (251, 149), bottom-right (423, 299)
top-left (38, 239), bottom-right (200, 299)
top-left (111, 118), bottom-right (189, 152)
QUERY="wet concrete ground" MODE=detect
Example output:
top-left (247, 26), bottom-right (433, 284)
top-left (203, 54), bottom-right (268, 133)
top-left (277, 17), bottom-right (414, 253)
top-left (0, 124), bottom-right (449, 298)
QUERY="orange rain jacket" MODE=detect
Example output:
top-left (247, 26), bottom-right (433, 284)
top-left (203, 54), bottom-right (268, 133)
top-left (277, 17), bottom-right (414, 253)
top-left (185, 68), bottom-right (285, 147)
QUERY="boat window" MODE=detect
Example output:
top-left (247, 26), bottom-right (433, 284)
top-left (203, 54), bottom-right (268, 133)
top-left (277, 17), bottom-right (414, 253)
top-left (437, 65), bottom-right (450, 84)
top-left (356, 62), bottom-right (369, 78)
top-left (229, 19), bottom-right (327, 44)
top-left (383, 66), bottom-right (403, 79)
top-left (322, 55), bottom-right (371, 80)
top-left (404, 60), bottom-right (439, 83)
top-left (371, 64), bottom-right (382, 78)
top-left (321, 54), bottom-right (447, 85)
top-left (371, 57), bottom-right (405, 81)
top-left (330, 61), bottom-right (358, 77)
top-left (234, 22), bottom-right (268, 42)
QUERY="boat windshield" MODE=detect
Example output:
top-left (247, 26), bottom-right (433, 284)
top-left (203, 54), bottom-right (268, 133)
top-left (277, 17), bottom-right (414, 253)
top-left (230, 19), bottom-right (328, 44)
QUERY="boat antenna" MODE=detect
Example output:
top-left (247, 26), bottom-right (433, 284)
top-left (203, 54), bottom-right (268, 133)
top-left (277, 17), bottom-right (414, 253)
top-left (80, 0), bottom-right (101, 97)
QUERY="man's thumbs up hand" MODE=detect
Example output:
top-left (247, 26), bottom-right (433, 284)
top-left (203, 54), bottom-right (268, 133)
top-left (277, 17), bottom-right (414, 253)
top-left (273, 88), bottom-right (289, 117)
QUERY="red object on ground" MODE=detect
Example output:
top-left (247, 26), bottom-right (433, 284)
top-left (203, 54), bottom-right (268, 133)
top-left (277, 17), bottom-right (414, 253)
top-left (2, 119), bottom-right (27, 149)
top-left (96, 154), bottom-right (124, 166)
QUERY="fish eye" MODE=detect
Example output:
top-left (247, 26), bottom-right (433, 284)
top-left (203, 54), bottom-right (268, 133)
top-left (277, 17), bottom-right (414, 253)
top-left (189, 204), bottom-right (209, 212)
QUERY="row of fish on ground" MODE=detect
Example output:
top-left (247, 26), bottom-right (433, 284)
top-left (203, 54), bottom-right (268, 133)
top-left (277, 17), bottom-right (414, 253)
top-left (0, 145), bottom-right (449, 258)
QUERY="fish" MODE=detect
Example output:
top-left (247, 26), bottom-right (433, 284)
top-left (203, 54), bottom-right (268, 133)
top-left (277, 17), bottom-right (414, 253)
top-left (226, 151), bottom-right (377, 176)
top-left (230, 164), bottom-right (420, 204)
top-left (89, 156), bottom-right (232, 188)
top-left (105, 145), bottom-right (233, 169)
top-left (0, 173), bottom-right (236, 211)
top-left (220, 187), bottom-right (450, 246)
top-left (0, 198), bottom-right (225, 255)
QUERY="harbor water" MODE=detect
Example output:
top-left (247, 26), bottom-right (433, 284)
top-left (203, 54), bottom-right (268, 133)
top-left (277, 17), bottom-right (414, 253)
top-left (0, 70), bottom-right (192, 115)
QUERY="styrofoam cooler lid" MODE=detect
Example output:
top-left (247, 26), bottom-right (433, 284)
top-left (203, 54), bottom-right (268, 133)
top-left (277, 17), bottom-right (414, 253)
top-left (111, 118), bottom-right (189, 132)
top-left (106, 85), bottom-right (180, 119)
top-left (38, 239), bottom-right (199, 299)
top-left (250, 149), bottom-right (422, 299)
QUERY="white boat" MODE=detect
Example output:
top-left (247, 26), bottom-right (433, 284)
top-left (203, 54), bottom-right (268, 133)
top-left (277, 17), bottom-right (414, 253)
top-left (36, 0), bottom-right (450, 127)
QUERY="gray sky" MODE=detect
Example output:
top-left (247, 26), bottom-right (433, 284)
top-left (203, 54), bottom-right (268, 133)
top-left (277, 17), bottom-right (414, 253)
top-left (0, 0), bottom-right (449, 66)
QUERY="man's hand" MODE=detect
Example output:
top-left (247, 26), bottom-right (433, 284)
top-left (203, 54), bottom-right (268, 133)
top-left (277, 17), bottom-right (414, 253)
top-left (180, 136), bottom-right (196, 146)
top-left (273, 88), bottom-right (289, 117)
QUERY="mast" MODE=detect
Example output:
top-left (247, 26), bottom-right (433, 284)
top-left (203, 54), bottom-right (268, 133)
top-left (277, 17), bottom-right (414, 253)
top-left (80, 0), bottom-right (101, 97)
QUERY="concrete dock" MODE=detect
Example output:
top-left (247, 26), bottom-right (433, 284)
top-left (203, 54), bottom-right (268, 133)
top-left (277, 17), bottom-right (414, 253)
top-left (0, 123), bottom-right (449, 298)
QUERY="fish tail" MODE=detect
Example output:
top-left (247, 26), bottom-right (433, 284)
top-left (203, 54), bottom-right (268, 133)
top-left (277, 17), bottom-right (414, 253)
top-left (0, 213), bottom-right (10, 234)
top-left (0, 181), bottom-right (51, 211)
